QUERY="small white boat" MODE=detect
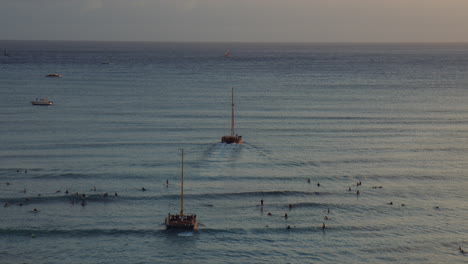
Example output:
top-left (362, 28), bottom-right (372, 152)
top-left (31, 97), bottom-right (53, 105)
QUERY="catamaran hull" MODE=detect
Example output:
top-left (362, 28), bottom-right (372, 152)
top-left (221, 136), bottom-right (243, 144)
top-left (31, 102), bottom-right (53, 105)
top-left (165, 215), bottom-right (198, 230)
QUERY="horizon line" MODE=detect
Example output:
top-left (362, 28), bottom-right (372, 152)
top-left (1, 39), bottom-right (468, 45)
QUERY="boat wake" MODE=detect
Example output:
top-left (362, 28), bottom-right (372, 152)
top-left (195, 142), bottom-right (243, 169)
top-left (177, 231), bottom-right (194, 237)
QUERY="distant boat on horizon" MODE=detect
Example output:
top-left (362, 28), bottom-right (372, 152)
top-left (221, 88), bottom-right (243, 144)
top-left (46, 73), bottom-right (62, 78)
top-left (224, 49), bottom-right (230, 57)
top-left (165, 149), bottom-right (198, 230)
top-left (31, 97), bottom-right (54, 106)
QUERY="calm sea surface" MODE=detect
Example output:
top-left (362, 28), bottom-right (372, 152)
top-left (1, 41), bottom-right (468, 263)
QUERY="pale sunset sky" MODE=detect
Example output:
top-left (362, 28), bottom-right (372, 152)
top-left (1, 0), bottom-right (468, 42)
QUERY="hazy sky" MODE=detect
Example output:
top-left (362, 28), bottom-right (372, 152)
top-left (2, 0), bottom-right (468, 42)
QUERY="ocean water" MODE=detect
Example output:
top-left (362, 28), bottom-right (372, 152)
top-left (1, 41), bottom-right (468, 263)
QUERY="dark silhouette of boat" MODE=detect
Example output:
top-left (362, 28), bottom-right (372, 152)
top-left (31, 97), bottom-right (53, 105)
top-left (165, 150), bottom-right (198, 230)
top-left (221, 88), bottom-right (242, 144)
top-left (45, 73), bottom-right (62, 78)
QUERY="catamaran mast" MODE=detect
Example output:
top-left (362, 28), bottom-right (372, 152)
top-left (180, 149), bottom-right (184, 216)
top-left (231, 88), bottom-right (234, 137)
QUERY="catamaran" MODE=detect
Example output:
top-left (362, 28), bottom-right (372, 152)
top-left (221, 88), bottom-right (243, 144)
top-left (165, 150), bottom-right (198, 230)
